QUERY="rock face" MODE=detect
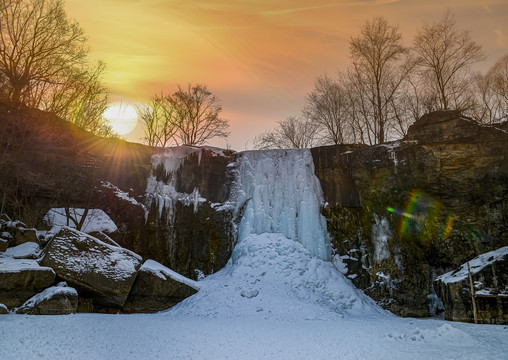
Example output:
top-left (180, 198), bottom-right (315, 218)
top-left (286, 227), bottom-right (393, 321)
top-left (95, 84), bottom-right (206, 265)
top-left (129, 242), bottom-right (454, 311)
top-left (139, 146), bottom-right (237, 279)
top-left (2, 105), bottom-right (508, 321)
top-left (311, 111), bottom-right (508, 318)
top-left (16, 282), bottom-right (78, 315)
top-left (434, 247), bottom-right (508, 324)
top-left (123, 259), bottom-right (199, 313)
top-left (0, 258), bottom-right (56, 308)
top-left (39, 227), bottom-right (142, 308)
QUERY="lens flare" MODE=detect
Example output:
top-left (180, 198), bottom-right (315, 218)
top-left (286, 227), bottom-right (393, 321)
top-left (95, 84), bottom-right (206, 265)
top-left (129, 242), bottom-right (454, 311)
top-left (387, 190), bottom-right (454, 246)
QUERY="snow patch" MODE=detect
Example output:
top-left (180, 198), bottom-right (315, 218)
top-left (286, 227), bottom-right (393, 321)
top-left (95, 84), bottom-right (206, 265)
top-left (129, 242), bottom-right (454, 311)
top-left (2, 242), bottom-right (40, 259)
top-left (43, 208), bottom-right (117, 233)
top-left (387, 324), bottom-right (474, 344)
top-left (437, 246), bottom-right (508, 284)
top-left (141, 259), bottom-right (200, 290)
top-left (0, 258), bottom-right (54, 273)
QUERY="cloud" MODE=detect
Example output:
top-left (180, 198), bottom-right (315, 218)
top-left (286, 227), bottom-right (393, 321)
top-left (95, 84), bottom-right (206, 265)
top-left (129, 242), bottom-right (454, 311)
top-left (260, 3), bottom-right (339, 16)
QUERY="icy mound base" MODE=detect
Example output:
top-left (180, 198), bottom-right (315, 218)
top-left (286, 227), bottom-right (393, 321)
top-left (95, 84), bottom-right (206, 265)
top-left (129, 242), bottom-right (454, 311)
top-left (168, 233), bottom-right (386, 321)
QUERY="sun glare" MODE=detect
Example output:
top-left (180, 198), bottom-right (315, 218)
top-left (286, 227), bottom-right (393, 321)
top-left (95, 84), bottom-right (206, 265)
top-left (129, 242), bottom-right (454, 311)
top-left (103, 103), bottom-right (138, 135)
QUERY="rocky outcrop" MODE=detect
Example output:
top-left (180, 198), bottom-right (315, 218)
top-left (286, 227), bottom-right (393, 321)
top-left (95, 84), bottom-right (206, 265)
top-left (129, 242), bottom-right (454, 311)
top-left (434, 247), bottom-right (508, 324)
top-left (0, 258), bottom-right (56, 308)
top-left (39, 227), bottom-right (142, 308)
top-left (312, 111), bottom-right (508, 319)
top-left (123, 259), bottom-right (199, 313)
top-left (15, 282), bottom-right (78, 315)
top-left (139, 146), bottom-right (237, 279)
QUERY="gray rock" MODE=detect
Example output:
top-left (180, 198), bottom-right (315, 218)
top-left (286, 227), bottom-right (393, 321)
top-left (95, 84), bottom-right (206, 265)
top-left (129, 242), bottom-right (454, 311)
top-left (0, 238), bottom-right (8, 252)
top-left (16, 282), bottom-right (78, 315)
top-left (0, 258), bottom-right (56, 308)
top-left (123, 259), bottom-right (198, 313)
top-left (39, 227), bottom-right (142, 308)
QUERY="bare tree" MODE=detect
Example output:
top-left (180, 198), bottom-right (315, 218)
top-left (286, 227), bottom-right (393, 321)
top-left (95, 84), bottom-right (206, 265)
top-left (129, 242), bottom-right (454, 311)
top-left (413, 10), bottom-right (485, 111)
top-left (471, 54), bottom-right (508, 124)
top-left (348, 17), bottom-right (409, 144)
top-left (304, 73), bottom-right (354, 145)
top-left (140, 83), bottom-right (229, 147)
top-left (167, 83), bottom-right (229, 146)
top-left (253, 115), bottom-right (319, 149)
top-left (0, 0), bottom-right (88, 106)
top-left (138, 94), bottom-right (176, 147)
top-left (0, 0), bottom-right (113, 137)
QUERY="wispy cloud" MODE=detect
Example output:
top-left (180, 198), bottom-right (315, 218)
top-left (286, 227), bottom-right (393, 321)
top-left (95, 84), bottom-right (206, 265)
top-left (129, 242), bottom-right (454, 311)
top-left (260, 3), bottom-right (339, 16)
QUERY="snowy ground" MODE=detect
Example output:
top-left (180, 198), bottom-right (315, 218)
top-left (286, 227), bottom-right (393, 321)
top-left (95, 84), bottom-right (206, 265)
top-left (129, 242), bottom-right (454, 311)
top-left (2, 233), bottom-right (507, 359)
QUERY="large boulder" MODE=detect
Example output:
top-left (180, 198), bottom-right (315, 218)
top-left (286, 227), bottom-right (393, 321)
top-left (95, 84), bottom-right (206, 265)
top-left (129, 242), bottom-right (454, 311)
top-left (39, 227), bottom-right (142, 308)
top-left (123, 259), bottom-right (199, 313)
top-left (0, 258), bottom-right (56, 308)
top-left (435, 246), bottom-right (508, 324)
top-left (15, 282), bottom-right (78, 315)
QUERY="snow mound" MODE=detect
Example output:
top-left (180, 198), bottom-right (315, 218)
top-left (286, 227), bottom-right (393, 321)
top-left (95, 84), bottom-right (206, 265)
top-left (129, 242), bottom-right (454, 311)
top-left (437, 246), bottom-right (508, 284)
top-left (387, 324), bottom-right (475, 344)
top-left (168, 233), bottom-right (385, 321)
top-left (43, 208), bottom-right (117, 233)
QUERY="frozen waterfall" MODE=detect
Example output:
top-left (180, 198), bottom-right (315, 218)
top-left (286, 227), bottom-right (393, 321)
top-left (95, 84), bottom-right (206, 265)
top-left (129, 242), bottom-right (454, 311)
top-left (234, 149), bottom-right (331, 260)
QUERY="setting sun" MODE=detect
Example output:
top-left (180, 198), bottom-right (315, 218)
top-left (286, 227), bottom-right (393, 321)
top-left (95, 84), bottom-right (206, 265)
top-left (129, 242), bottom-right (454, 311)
top-left (102, 103), bottom-right (138, 135)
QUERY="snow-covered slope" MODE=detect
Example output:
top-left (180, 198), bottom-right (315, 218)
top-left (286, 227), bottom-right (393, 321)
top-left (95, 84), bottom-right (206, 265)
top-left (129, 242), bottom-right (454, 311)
top-left (169, 233), bottom-right (384, 320)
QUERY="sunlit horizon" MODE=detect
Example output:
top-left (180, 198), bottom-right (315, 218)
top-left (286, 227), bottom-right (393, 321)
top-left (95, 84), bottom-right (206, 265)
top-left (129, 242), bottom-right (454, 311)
top-left (66, 0), bottom-right (508, 150)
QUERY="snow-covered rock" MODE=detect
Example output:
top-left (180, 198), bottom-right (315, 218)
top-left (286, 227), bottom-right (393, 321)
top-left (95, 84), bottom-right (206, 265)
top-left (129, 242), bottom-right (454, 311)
top-left (435, 246), bottom-right (508, 324)
top-left (16, 282), bottom-right (78, 315)
top-left (0, 258), bottom-right (56, 308)
top-left (39, 227), bottom-right (142, 308)
top-left (2, 242), bottom-right (40, 259)
top-left (123, 259), bottom-right (198, 313)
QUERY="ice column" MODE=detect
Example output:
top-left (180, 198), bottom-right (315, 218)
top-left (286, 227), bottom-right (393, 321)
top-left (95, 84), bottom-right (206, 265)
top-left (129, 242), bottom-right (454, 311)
top-left (235, 149), bottom-right (331, 260)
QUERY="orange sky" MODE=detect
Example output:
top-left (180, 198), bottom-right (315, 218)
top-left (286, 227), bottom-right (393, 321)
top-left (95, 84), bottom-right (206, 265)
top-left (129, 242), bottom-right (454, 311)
top-left (65, 0), bottom-right (508, 150)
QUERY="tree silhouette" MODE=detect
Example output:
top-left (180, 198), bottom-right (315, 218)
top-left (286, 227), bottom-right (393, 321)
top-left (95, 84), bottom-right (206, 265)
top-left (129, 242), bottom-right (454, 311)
top-left (413, 10), bottom-right (485, 111)
top-left (141, 83), bottom-right (229, 147)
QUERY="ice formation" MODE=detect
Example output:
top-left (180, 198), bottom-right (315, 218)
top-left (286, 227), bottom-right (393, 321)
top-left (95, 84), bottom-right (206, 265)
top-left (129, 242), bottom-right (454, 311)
top-left (145, 146), bottom-right (206, 220)
top-left (234, 149), bottom-right (331, 260)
